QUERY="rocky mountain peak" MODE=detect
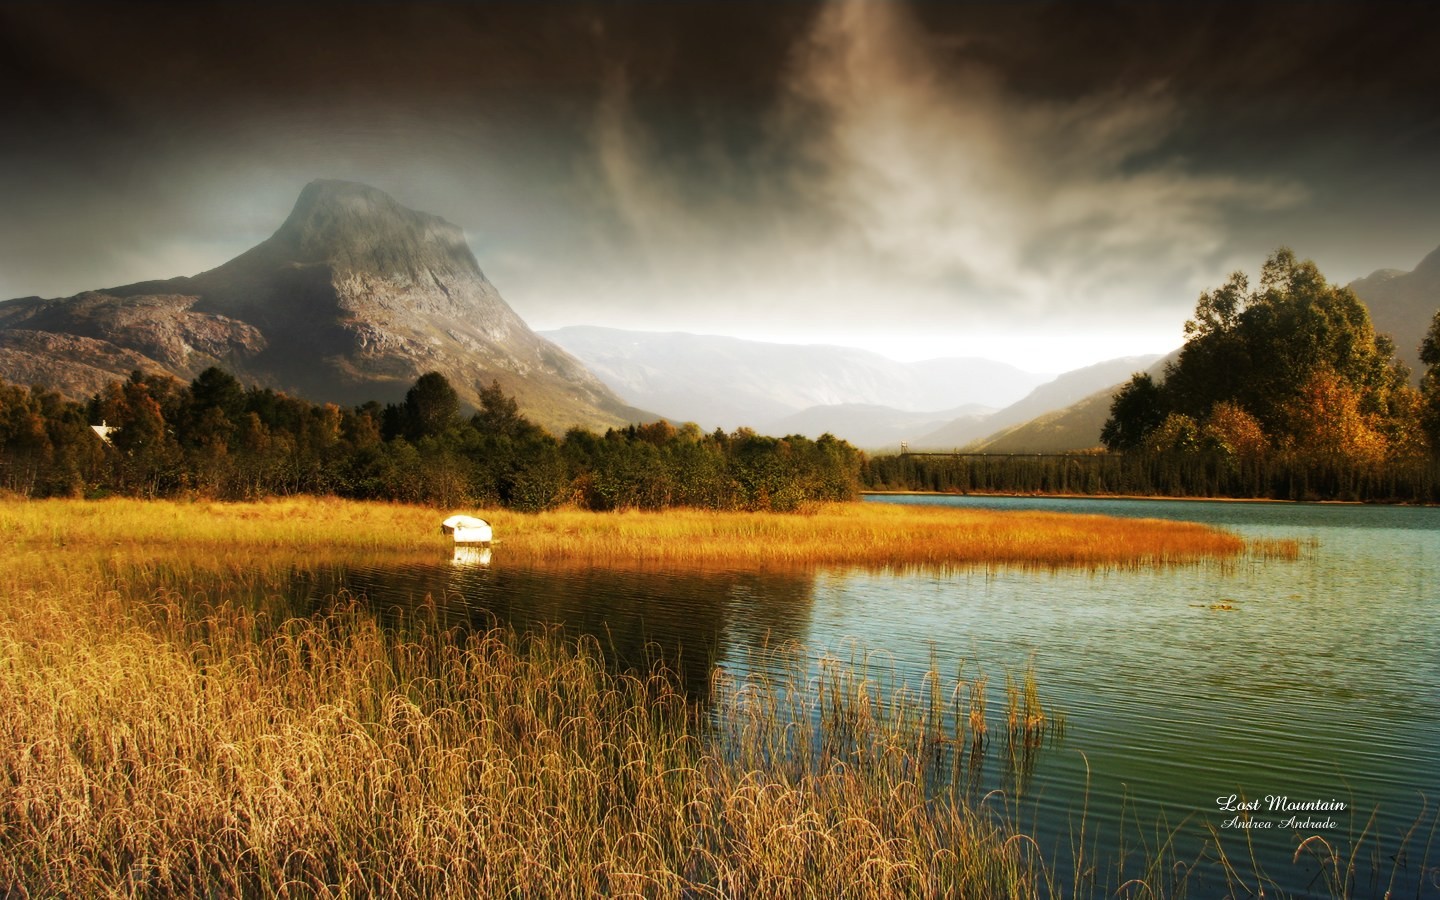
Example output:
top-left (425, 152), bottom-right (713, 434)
top-left (258, 179), bottom-right (482, 281)
top-left (0, 180), bottom-right (647, 432)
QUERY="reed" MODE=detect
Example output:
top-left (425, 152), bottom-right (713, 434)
top-left (2, 496), bottom-right (1249, 571)
top-left (968, 672), bottom-right (991, 749)
top-left (1004, 661), bottom-right (1063, 747)
top-left (0, 571), bottom-right (1047, 897)
top-left (1, 497), bottom-right (1356, 898)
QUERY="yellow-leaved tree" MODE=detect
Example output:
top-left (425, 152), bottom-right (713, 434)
top-left (1280, 368), bottom-right (1388, 466)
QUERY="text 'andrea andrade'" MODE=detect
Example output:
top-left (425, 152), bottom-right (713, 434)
top-left (1215, 794), bottom-right (1348, 830)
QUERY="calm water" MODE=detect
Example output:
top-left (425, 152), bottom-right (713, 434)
top-left (284, 496), bottom-right (1440, 897)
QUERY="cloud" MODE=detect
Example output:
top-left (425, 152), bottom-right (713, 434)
top-left (553, 0), bottom-right (1303, 363)
top-left (787, 0), bottom-right (1303, 314)
top-left (0, 0), bottom-right (1339, 373)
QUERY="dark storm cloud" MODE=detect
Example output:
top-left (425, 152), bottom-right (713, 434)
top-left (3, 1), bottom-right (1439, 367)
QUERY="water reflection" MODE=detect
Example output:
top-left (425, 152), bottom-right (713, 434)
top-left (106, 495), bottom-right (1440, 898)
top-left (451, 545), bottom-right (491, 566)
top-left (861, 494), bottom-right (1440, 898)
top-left (286, 557), bottom-right (820, 705)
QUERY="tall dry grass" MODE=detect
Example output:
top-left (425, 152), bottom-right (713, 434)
top-left (0, 567), bottom-right (1048, 897)
top-left (0, 496), bottom-right (1252, 571)
top-left (0, 497), bottom-right (1314, 897)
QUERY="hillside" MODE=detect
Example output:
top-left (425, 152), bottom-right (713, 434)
top-left (0, 181), bottom-right (646, 433)
top-left (912, 354), bottom-right (1165, 450)
top-left (763, 403), bottom-right (993, 452)
top-left (1349, 244), bottom-right (1440, 379)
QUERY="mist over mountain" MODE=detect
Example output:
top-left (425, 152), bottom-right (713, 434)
top-left (964, 354), bottom-right (1177, 453)
top-left (913, 354), bottom-right (1166, 450)
top-left (0, 181), bottom-right (645, 432)
top-left (1349, 245), bottom-right (1440, 379)
top-left (541, 325), bottom-right (1172, 451)
top-left (541, 326), bottom-right (1047, 430)
top-left (764, 403), bottom-right (994, 453)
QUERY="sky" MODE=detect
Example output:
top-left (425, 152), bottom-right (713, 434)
top-left (3, 1), bottom-right (1440, 373)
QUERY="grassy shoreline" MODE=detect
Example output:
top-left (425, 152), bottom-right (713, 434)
top-left (0, 495), bottom-right (1258, 570)
top-left (0, 503), bottom-right (1061, 897)
top-left (0, 498), bottom-right (1373, 897)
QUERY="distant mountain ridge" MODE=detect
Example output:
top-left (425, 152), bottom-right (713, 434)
top-left (765, 403), bottom-right (994, 453)
top-left (0, 180), bottom-right (646, 432)
top-left (1349, 244), bottom-right (1440, 379)
top-left (542, 325), bottom-right (1171, 451)
top-left (962, 353), bottom-right (1176, 452)
top-left (541, 326), bottom-right (1048, 433)
top-left (912, 354), bottom-right (1166, 451)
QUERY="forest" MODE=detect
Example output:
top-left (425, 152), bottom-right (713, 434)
top-left (869, 250), bottom-right (1440, 503)
top-left (0, 370), bottom-right (862, 511)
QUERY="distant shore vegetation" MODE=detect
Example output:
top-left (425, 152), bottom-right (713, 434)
top-left (869, 250), bottom-right (1440, 504)
top-left (0, 370), bottom-right (861, 511)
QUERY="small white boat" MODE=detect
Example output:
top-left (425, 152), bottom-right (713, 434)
top-left (441, 514), bottom-right (492, 544)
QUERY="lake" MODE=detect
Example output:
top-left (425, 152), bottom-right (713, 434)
top-left (278, 495), bottom-right (1440, 897)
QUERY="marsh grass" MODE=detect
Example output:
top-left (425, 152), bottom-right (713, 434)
top-left (1, 572), bottom-right (1051, 897)
top-left (0, 497), bottom-right (1349, 898)
top-left (1245, 536), bottom-right (1308, 562)
top-left (494, 504), bottom-right (1247, 570)
top-left (1004, 662), bottom-right (1061, 746)
top-left (0, 496), bottom-right (1249, 572)
top-left (709, 642), bottom-right (1059, 799)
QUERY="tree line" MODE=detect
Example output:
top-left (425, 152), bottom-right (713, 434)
top-left (863, 450), bottom-right (1440, 503)
top-left (866, 249), bottom-right (1440, 503)
top-left (0, 369), bottom-right (863, 511)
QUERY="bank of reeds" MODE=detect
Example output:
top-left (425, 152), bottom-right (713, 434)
top-left (0, 499), bottom-right (1413, 898)
top-left (0, 571), bottom-right (1047, 897)
top-left (0, 496), bottom-right (1251, 570)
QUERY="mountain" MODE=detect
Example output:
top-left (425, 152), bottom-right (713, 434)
top-left (540, 326), bottom-right (1048, 429)
top-left (913, 354), bottom-right (1166, 450)
top-left (762, 403), bottom-right (994, 452)
top-left (965, 390), bottom-right (1120, 453)
top-left (1349, 244), bottom-right (1440, 379)
top-left (0, 180), bottom-right (645, 433)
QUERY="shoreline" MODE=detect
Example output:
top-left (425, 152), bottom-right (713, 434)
top-left (861, 490), bottom-right (1376, 506)
top-left (0, 496), bottom-right (1250, 569)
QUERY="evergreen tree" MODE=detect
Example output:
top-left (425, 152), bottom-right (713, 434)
top-left (1101, 373), bottom-right (1166, 452)
top-left (401, 372), bottom-right (461, 441)
top-left (1420, 310), bottom-right (1440, 452)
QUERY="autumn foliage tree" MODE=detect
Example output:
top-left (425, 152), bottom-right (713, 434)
top-left (1103, 248), bottom-right (1422, 467)
top-left (1280, 368), bottom-right (1388, 466)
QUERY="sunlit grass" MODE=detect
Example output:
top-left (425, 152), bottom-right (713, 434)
top-left (487, 504), bottom-right (1247, 569)
top-left (0, 496), bottom-right (1250, 571)
top-left (0, 497), bottom-right (1423, 897)
top-left (0, 572), bottom-right (1047, 897)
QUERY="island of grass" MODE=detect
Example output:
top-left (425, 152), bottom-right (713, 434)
top-left (0, 495), bottom-right (1270, 569)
